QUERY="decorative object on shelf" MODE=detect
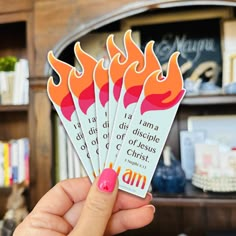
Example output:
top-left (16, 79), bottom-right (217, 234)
top-left (0, 56), bottom-right (17, 105)
top-left (189, 114), bottom-right (236, 193)
top-left (180, 130), bottom-right (205, 180)
top-left (192, 174), bottom-right (236, 192)
top-left (222, 52), bottom-right (236, 89)
top-left (198, 80), bottom-right (222, 95)
top-left (188, 115), bottom-right (236, 149)
top-left (0, 56), bottom-right (17, 72)
top-left (192, 143), bottom-right (236, 192)
top-left (1, 182), bottom-right (28, 236)
top-left (224, 82), bottom-right (236, 94)
top-left (222, 19), bottom-right (236, 87)
top-left (0, 56), bottom-right (29, 105)
top-left (152, 146), bottom-right (186, 194)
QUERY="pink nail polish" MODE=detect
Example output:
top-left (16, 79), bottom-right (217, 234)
top-left (97, 168), bottom-right (117, 192)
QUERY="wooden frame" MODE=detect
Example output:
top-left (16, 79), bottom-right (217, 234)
top-left (121, 7), bottom-right (232, 29)
top-left (230, 54), bottom-right (236, 83)
top-left (222, 19), bottom-right (236, 85)
top-left (222, 51), bottom-right (236, 86)
top-left (0, 11), bottom-right (34, 75)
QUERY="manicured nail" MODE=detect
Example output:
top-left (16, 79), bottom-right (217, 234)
top-left (97, 168), bottom-right (117, 193)
top-left (147, 192), bottom-right (153, 201)
top-left (145, 205), bottom-right (156, 214)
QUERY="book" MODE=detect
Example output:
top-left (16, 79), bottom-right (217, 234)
top-left (18, 138), bottom-right (26, 183)
top-left (3, 142), bottom-right (10, 186)
top-left (10, 139), bottom-right (18, 183)
top-left (0, 142), bottom-right (4, 186)
top-left (55, 115), bottom-right (68, 181)
top-left (12, 59), bottom-right (29, 105)
top-left (23, 138), bottom-right (30, 185)
top-left (0, 71), bottom-right (15, 105)
top-left (66, 137), bottom-right (75, 179)
top-left (0, 138), bottom-right (30, 186)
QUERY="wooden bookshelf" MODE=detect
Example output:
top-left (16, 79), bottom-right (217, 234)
top-left (0, 2), bottom-right (33, 219)
top-left (0, 105), bottom-right (28, 112)
top-left (153, 181), bottom-right (236, 207)
top-left (182, 94), bottom-right (236, 106)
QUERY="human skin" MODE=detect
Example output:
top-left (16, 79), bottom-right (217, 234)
top-left (14, 169), bottom-right (155, 236)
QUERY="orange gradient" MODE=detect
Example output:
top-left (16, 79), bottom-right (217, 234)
top-left (47, 51), bottom-right (76, 121)
top-left (109, 30), bottom-right (144, 101)
top-left (69, 42), bottom-right (97, 97)
top-left (106, 34), bottom-right (125, 62)
top-left (69, 43), bottom-right (97, 114)
top-left (47, 51), bottom-right (73, 106)
top-left (141, 52), bottom-right (185, 114)
top-left (94, 59), bottom-right (108, 89)
top-left (94, 59), bottom-right (109, 107)
top-left (123, 41), bottom-right (161, 108)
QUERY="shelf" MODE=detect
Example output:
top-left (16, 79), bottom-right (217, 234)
top-left (181, 94), bottom-right (236, 106)
top-left (0, 187), bottom-right (11, 218)
top-left (0, 105), bottom-right (28, 112)
top-left (0, 186), bottom-right (12, 192)
top-left (152, 181), bottom-right (236, 207)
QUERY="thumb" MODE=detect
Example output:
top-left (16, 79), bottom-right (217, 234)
top-left (69, 168), bottom-right (118, 236)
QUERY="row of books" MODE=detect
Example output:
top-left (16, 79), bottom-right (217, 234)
top-left (0, 138), bottom-right (30, 187)
top-left (54, 115), bottom-right (87, 182)
top-left (0, 58), bottom-right (29, 105)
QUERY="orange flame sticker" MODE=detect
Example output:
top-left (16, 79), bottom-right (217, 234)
top-left (109, 30), bottom-right (144, 101)
top-left (47, 51), bottom-right (75, 121)
top-left (123, 41), bottom-right (161, 108)
top-left (141, 52), bottom-right (185, 114)
top-left (69, 42), bottom-right (97, 114)
top-left (106, 34), bottom-right (125, 61)
top-left (94, 59), bottom-right (109, 107)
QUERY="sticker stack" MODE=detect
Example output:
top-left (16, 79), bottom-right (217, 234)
top-left (47, 30), bottom-right (186, 198)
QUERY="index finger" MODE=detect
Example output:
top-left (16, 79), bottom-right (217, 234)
top-left (32, 177), bottom-right (91, 216)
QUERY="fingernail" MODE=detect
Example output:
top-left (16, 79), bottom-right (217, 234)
top-left (97, 168), bottom-right (117, 193)
top-left (145, 205), bottom-right (156, 214)
top-left (147, 192), bottom-right (153, 201)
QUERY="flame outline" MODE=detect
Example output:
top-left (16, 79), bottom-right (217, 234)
top-left (123, 40), bottom-right (161, 108)
top-left (141, 52), bottom-right (186, 114)
top-left (94, 58), bottom-right (109, 107)
top-left (106, 34), bottom-right (126, 62)
top-left (47, 51), bottom-right (75, 121)
top-left (109, 30), bottom-right (144, 102)
top-left (69, 42), bottom-right (97, 115)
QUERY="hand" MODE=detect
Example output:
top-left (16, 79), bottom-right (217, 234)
top-left (14, 168), bottom-right (155, 236)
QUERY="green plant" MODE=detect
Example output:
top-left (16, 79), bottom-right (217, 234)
top-left (0, 56), bottom-right (17, 71)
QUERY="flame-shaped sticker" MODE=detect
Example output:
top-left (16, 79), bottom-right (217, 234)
top-left (109, 30), bottom-right (144, 101)
top-left (141, 52), bottom-right (185, 114)
top-left (47, 51), bottom-right (75, 121)
top-left (94, 59), bottom-right (109, 107)
top-left (69, 42), bottom-right (97, 114)
top-left (106, 34), bottom-right (125, 61)
top-left (123, 41), bottom-right (161, 108)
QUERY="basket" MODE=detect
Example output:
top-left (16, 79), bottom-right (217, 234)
top-left (192, 173), bottom-right (236, 192)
